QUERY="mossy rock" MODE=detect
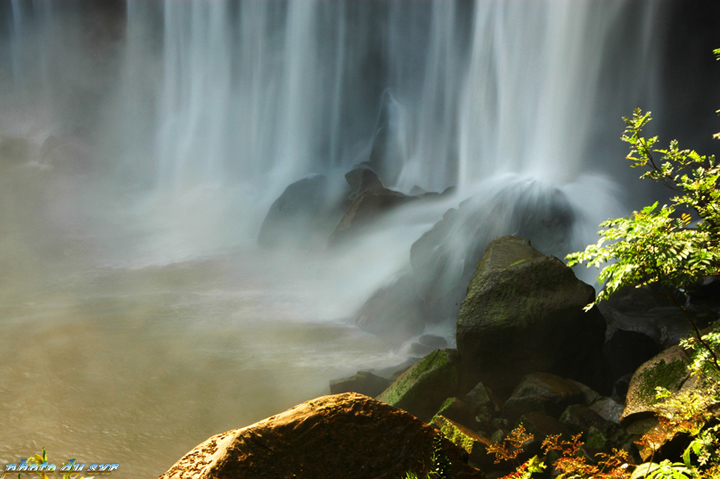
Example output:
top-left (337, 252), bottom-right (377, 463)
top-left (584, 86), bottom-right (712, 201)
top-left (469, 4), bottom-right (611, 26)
top-left (456, 236), bottom-right (605, 398)
top-left (621, 345), bottom-right (694, 425)
top-left (377, 349), bottom-right (460, 421)
top-left (431, 415), bottom-right (494, 468)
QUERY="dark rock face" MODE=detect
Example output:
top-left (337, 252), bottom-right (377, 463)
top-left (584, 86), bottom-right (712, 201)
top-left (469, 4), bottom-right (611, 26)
top-left (344, 165), bottom-right (385, 200)
top-left (158, 392), bottom-right (483, 479)
top-left (602, 329), bottom-right (661, 396)
top-left (329, 185), bottom-right (414, 244)
top-left (456, 236), bottom-right (606, 398)
top-left (502, 372), bottom-right (585, 421)
top-left (257, 174), bottom-right (343, 248)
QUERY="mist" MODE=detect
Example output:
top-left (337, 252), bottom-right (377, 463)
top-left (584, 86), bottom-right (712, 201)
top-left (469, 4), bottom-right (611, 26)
top-left (1, 0), bottom-right (719, 476)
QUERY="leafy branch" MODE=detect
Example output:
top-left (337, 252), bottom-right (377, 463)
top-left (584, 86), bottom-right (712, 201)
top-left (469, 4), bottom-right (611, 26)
top-left (566, 108), bottom-right (720, 373)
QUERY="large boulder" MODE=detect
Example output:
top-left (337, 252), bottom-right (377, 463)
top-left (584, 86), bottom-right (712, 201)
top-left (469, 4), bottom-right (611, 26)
top-left (620, 345), bottom-right (701, 462)
top-left (456, 236), bottom-right (606, 398)
top-left (353, 178), bottom-right (578, 343)
top-left (158, 392), bottom-right (483, 479)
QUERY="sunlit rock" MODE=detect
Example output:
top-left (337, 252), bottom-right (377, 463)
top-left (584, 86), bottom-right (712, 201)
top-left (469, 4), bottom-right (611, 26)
top-left (158, 392), bottom-right (483, 479)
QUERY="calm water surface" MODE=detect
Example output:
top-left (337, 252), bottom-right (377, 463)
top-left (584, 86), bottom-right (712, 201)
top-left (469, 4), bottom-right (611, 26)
top-left (0, 166), bottom-right (403, 478)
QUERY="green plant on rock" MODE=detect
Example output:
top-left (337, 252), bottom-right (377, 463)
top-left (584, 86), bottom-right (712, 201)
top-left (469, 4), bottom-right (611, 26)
top-left (566, 105), bottom-right (720, 374)
top-left (635, 384), bottom-right (720, 479)
top-left (400, 434), bottom-right (454, 479)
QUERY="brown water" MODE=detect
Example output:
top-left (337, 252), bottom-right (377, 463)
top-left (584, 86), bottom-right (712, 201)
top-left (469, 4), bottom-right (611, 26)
top-left (0, 165), bottom-right (401, 478)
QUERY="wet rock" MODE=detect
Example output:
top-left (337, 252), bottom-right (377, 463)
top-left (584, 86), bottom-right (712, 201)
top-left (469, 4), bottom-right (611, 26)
top-left (598, 286), bottom-right (697, 348)
top-left (329, 186), bottom-right (415, 244)
top-left (517, 411), bottom-right (572, 441)
top-left (401, 334), bottom-right (450, 358)
top-left (355, 179), bottom-right (578, 343)
top-left (329, 371), bottom-right (392, 398)
top-left (377, 349), bottom-right (461, 422)
top-left (258, 174), bottom-right (343, 248)
top-left (158, 392), bottom-right (483, 479)
top-left (344, 165), bottom-right (384, 200)
top-left (502, 373), bottom-right (585, 421)
top-left (568, 379), bottom-right (601, 406)
top-left (457, 236), bottom-right (606, 397)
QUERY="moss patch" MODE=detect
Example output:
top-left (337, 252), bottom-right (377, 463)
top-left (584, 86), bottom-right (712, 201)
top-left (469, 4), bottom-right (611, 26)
top-left (431, 415), bottom-right (477, 454)
top-left (377, 349), bottom-right (459, 420)
top-left (637, 359), bottom-right (687, 404)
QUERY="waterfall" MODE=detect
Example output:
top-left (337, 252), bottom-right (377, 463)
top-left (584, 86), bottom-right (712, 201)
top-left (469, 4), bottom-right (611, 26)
top-left (1, 0), bottom-right (709, 261)
top-left (114, 1), bottom-right (662, 194)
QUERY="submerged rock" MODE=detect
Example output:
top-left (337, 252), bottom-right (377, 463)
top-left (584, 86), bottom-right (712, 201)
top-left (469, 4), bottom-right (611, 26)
top-left (158, 392), bottom-right (483, 479)
top-left (456, 236), bottom-right (606, 398)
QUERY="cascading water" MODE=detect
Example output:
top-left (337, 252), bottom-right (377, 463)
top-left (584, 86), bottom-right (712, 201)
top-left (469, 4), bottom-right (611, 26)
top-left (1, 1), bottom-right (718, 476)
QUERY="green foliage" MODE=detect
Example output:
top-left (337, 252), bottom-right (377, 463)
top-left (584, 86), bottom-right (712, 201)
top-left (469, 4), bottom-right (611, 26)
top-left (566, 107), bottom-right (720, 374)
top-left (642, 384), bottom-right (720, 479)
top-left (566, 109), bottom-right (720, 305)
top-left (400, 434), bottom-right (454, 479)
top-left (637, 460), bottom-right (698, 479)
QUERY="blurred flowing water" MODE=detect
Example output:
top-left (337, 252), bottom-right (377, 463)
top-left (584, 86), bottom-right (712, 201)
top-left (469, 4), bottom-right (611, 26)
top-left (0, 0), bottom-right (718, 476)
